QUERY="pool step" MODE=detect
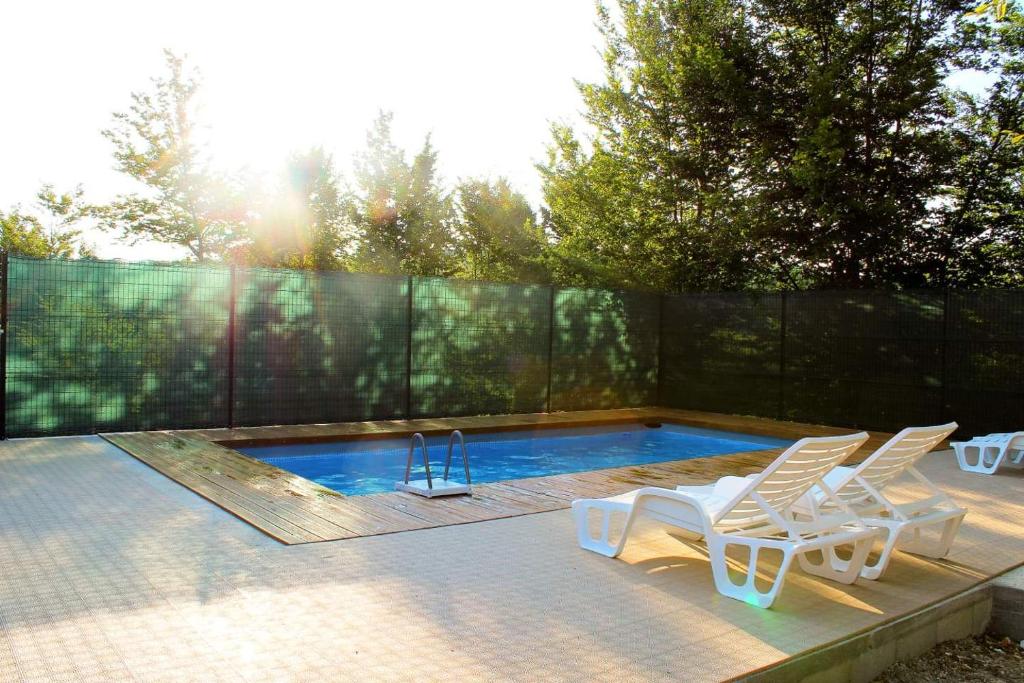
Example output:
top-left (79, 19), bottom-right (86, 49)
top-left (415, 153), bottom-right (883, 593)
top-left (396, 431), bottom-right (473, 498)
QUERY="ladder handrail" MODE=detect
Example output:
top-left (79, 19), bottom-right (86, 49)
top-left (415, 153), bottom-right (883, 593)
top-left (404, 432), bottom-right (433, 490)
top-left (444, 430), bottom-right (471, 485)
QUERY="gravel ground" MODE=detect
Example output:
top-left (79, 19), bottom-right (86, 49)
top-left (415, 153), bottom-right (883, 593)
top-left (875, 634), bottom-right (1024, 682)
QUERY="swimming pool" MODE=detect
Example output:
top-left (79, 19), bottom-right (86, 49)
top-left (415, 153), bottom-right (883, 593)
top-left (238, 422), bottom-right (791, 496)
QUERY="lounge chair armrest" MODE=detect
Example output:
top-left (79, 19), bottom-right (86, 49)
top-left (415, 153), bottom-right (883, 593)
top-left (794, 525), bottom-right (883, 553)
top-left (787, 512), bottom-right (864, 537)
top-left (891, 495), bottom-right (963, 518)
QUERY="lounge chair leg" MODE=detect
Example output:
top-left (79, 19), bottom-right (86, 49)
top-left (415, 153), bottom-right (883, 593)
top-left (797, 533), bottom-right (876, 584)
top-left (572, 500), bottom-right (633, 558)
top-left (895, 513), bottom-right (965, 560)
top-left (706, 536), bottom-right (792, 609)
top-left (954, 444), bottom-right (1004, 474)
top-left (857, 527), bottom-right (900, 581)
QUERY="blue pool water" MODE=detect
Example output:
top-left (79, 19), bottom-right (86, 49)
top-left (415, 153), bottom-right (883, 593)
top-left (239, 423), bottom-right (791, 496)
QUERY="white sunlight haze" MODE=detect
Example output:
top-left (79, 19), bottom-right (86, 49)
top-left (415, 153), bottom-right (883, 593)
top-left (1, 0), bottom-right (605, 260)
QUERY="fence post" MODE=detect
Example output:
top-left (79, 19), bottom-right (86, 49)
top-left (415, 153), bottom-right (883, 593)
top-left (0, 252), bottom-right (7, 440)
top-left (778, 290), bottom-right (788, 421)
top-left (940, 288), bottom-right (951, 423)
top-left (656, 293), bottom-right (666, 407)
top-left (405, 275), bottom-right (414, 419)
top-left (226, 264), bottom-right (237, 429)
top-left (546, 286), bottom-right (556, 413)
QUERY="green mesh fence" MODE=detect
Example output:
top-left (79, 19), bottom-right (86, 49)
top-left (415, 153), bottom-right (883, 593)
top-left (659, 290), bottom-right (1022, 437)
top-left (782, 290), bottom-right (946, 433)
top-left (233, 268), bottom-right (409, 426)
top-left (944, 290), bottom-right (1024, 437)
top-left (4, 255), bottom-right (1021, 438)
top-left (660, 292), bottom-right (783, 417)
top-left (410, 277), bottom-right (550, 417)
top-left (550, 288), bottom-right (660, 411)
top-left (6, 257), bottom-right (231, 436)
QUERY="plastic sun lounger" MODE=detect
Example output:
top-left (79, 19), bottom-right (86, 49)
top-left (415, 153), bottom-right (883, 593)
top-left (790, 423), bottom-right (965, 580)
top-left (572, 432), bottom-right (882, 609)
top-left (951, 432), bottom-right (1024, 475)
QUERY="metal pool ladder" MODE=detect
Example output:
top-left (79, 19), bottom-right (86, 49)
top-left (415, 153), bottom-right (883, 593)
top-left (395, 430), bottom-right (473, 498)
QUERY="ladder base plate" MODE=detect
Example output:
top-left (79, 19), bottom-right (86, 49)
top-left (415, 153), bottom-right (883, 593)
top-left (395, 480), bottom-right (472, 497)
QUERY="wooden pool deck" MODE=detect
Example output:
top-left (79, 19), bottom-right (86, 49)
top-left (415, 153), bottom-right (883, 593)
top-left (101, 408), bottom-right (898, 545)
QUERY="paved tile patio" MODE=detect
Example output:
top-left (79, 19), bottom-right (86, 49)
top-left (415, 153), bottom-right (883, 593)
top-left (0, 436), bottom-right (1021, 682)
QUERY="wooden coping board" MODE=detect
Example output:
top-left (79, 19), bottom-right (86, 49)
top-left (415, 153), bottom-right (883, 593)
top-left (102, 407), bottom-right (897, 545)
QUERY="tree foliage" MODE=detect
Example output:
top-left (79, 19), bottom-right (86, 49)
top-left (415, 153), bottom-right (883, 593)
top-left (0, 185), bottom-right (93, 259)
top-left (454, 177), bottom-right (548, 282)
top-left (96, 50), bottom-right (246, 261)
top-left (541, 0), bottom-right (759, 291)
top-left (746, 0), bottom-right (967, 287)
top-left (937, 5), bottom-right (1024, 286)
top-left (16, 7), bottom-right (1024, 292)
top-left (542, 0), bottom-right (1024, 290)
top-left (0, 209), bottom-right (55, 259)
top-left (348, 112), bottom-right (457, 276)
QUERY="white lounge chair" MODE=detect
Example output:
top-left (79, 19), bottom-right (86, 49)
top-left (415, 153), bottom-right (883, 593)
top-left (572, 432), bottom-right (881, 609)
top-left (791, 423), bottom-right (965, 580)
top-left (951, 432), bottom-right (1024, 475)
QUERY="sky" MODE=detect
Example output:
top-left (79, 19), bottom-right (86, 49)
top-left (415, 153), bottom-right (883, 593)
top-left (1, 1), bottom-right (606, 260)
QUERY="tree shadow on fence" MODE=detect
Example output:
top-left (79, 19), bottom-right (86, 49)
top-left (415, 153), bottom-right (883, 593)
top-left (6, 258), bottom-right (230, 436)
top-left (943, 289), bottom-right (1024, 436)
top-left (550, 287), bottom-right (659, 412)
top-left (16, 260), bottom-right (1015, 439)
top-left (782, 290), bottom-right (946, 433)
top-left (233, 268), bottom-right (408, 426)
top-left (660, 292), bottom-right (783, 417)
top-left (409, 277), bottom-right (550, 418)
top-left (5, 259), bottom-right (670, 437)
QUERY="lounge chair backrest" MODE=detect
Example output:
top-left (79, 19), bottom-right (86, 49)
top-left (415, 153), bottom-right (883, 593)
top-left (713, 432), bottom-right (870, 529)
top-left (835, 422), bottom-right (957, 504)
top-left (965, 431), bottom-right (1024, 448)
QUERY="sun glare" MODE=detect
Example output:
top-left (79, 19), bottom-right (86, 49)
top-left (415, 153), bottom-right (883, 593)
top-left (0, 1), bottom-right (603, 260)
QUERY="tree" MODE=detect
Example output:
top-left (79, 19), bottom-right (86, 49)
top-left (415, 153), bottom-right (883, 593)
top-left (743, 0), bottom-right (967, 288)
top-left (930, 3), bottom-right (1024, 286)
top-left (0, 184), bottom-right (93, 258)
top-left (34, 184), bottom-right (95, 258)
top-left (349, 112), bottom-right (457, 276)
top-left (542, 0), bottom-right (1024, 291)
top-left (540, 0), bottom-right (766, 291)
top-left (453, 177), bottom-right (549, 282)
top-left (0, 209), bottom-right (53, 258)
top-left (96, 50), bottom-right (246, 261)
top-left (247, 148), bottom-right (351, 270)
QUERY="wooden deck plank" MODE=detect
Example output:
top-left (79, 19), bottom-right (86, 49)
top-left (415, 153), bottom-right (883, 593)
top-left (326, 496), bottom-right (437, 533)
top-left (465, 483), bottom-right (566, 513)
top-left (192, 408), bottom-right (657, 446)
top-left (104, 432), bottom-right (364, 542)
top-left (293, 497), bottom-right (421, 537)
top-left (131, 435), bottom-right (350, 515)
top-left (102, 408), bottom-right (900, 544)
top-left (363, 491), bottom-right (498, 524)
top-left (427, 488), bottom-right (557, 519)
top-left (103, 434), bottom-right (329, 544)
